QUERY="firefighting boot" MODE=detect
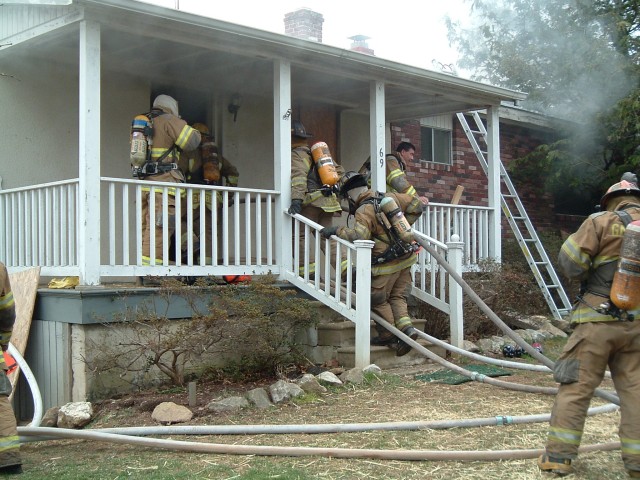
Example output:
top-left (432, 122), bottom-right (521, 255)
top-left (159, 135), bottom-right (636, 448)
top-left (396, 326), bottom-right (419, 357)
top-left (371, 334), bottom-right (397, 349)
top-left (537, 454), bottom-right (573, 476)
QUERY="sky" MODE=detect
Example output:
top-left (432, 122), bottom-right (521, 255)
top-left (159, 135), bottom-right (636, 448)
top-left (140, 0), bottom-right (472, 77)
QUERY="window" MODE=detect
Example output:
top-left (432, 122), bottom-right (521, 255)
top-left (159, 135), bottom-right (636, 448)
top-left (420, 127), bottom-right (451, 165)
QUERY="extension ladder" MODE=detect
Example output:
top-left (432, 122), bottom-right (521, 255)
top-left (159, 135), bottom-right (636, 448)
top-left (456, 111), bottom-right (572, 320)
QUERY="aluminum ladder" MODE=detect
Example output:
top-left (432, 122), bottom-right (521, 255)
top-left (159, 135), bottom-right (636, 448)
top-left (456, 111), bottom-right (572, 320)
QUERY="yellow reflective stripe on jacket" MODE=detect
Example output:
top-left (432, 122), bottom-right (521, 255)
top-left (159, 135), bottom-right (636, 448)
top-left (149, 147), bottom-right (177, 162)
top-left (548, 426), bottom-right (582, 446)
top-left (140, 185), bottom-right (184, 196)
top-left (386, 168), bottom-right (403, 184)
top-left (0, 291), bottom-right (13, 312)
top-left (175, 124), bottom-right (196, 150)
top-left (592, 256), bottom-right (617, 270)
top-left (560, 237), bottom-right (591, 270)
top-left (142, 256), bottom-right (164, 266)
top-left (371, 253), bottom-right (417, 276)
top-left (621, 437), bottom-right (640, 455)
top-left (0, 435), bottom-right (20, 453)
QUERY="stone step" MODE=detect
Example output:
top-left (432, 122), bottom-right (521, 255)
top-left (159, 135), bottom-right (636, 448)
top-left (316, 318), bottom-right (427, 347)
top-left (300, 317), bottom-right (446, 368)
top-left (337, 339), bottom-right (447, 369)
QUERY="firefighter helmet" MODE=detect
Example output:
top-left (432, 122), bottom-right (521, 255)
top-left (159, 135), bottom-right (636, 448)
top-left (339, 171), bottom-right (368, 199)
top-left (600, 179), bottom-right (640, 210)
top-left (153, 94), bottom-right (179, 117)
top-left (192, 122), bottom-right (209, 135)
top-left (291, 120), bottom-right (312, 139)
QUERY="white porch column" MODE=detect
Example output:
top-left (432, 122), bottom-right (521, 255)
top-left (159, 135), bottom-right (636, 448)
top-left (78, 20), bottom-right (101, 285)
top-left (447, 234), bottom-right (464, 348)
top-left (354, 240), bottom-right (374, 368)
top-left (274, 60), bottom-right (292, 276)
top-left (486, 105), bottom-right (501, 261)
top-left (370, 81), bottom-right (386, 193)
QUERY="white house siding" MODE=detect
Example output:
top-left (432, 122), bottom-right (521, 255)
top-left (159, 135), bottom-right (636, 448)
top-left (0, 4), bottom-right (77, 40)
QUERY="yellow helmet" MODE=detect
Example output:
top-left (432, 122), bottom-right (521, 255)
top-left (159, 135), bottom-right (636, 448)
top-left (192, 122), bottom-right (210, 135)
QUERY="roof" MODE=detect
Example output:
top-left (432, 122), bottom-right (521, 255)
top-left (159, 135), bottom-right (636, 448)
top-left (0, 0), bottom-right (527, 119)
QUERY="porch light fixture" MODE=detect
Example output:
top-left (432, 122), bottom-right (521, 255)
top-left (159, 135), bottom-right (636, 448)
top-left (228, 93), bottom-right (241, 122)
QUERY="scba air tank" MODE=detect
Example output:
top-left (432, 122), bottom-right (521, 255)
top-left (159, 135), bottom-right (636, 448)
top-left (379, 196), bottom-right (414, 244)
top-left (310, 142), bottom-right (340, 186)
top-left (610, 220), bottom-right (640, 311)
top-left (130, 115), bottom-right (151, 167)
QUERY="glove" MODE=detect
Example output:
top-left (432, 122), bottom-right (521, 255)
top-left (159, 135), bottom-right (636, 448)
top-left (321, 226), bottom-right (338, 239)
top-left (288, 199), bottom-right (303, 215)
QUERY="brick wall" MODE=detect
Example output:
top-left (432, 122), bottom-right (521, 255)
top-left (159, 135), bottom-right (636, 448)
top-left (391, 116), bottom-right (563, 235)
top-left (284, 9), bottom-right (324, 42)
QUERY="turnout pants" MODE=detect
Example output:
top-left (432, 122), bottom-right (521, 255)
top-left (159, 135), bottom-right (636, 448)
top-left (295, 205), bottom-right (337, 276)
top-left (0, 370), bottom-right (20, 469)
top-left (545, 321), bottom-right (640, 472)
top-left (370, 268), bottom-right (413, 337)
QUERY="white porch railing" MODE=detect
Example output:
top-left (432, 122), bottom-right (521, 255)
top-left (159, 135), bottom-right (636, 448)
top-left (417, 202), bottom-right (491, 268)
top-left (284, 212), bottom-right (467, 364)
top-left (0, 179), bottom-right (79, 276)
top-left (101, 177), bottom-right (278, 278)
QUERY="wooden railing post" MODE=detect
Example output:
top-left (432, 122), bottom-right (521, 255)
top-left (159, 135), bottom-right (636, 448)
top-left (447, 234), bottom-right (465, 348)
top-left (354, 240), bottom-right (374, 368)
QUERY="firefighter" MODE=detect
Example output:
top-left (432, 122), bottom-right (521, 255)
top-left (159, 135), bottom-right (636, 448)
top-left (320, 172), bottom-right (424, 356)
top-left (358, 142), bottom-right (423, 202)
top-left (138, 95), bottom-right (201, 266)
top-left (538, 176), bottom-right (640, 477)
top-left (180, 122), bottom-right (239, 264)
top-left (288, 120), bottom-right (344, 276)
top-left (0, 263), bottom-right (21, 474)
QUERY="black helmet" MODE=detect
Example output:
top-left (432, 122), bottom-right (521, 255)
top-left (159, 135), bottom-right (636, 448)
top-left (599, 178), bottom-right (640, 210)
top-left (291, 120), bottom-right (312, 139)
top-left (339, 171), bottom-right (368, 199)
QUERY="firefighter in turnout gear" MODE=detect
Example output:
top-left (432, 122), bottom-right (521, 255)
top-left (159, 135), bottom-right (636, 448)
top-left (0, 263), bottom-right (21, 474)
top-left (180, 122), bottom-right (239, 264)
top-left (138, 95), bottom-right (201, 266)
top-left (358, 142), bottom-right (421, 201)
top-left (321, 172), bottom-right (423, 356)
top-left (538, 175), bottom-right (640, 477)
top-left (288, 120), bottom-right (344, 276)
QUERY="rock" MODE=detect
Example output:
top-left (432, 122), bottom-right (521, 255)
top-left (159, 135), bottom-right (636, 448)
top-left (269, 380), bottom-right (304, 404)
top-left (340, 368), bottom-right (364, 385)
top-left (139, 399), bottom-right (164, 412)
top-left (296, 374), bottom-right (327, 394)
top-left (40, 406), bottom-right (59, 428)
top-left (207, 396), bottom-right (250, 413)
top-left (539, 321), bottom-right (568, 338)
top-left (477, 337), bottom-right (504, 354)
top-left (316, 371), bottom-right (343, 385)
top-left (462, 340), bottom-right (479, 353)
top-left (57, 402), bottom-right (93, 429)
top-left (551, 317), bottom-right (573, 334)
top-left (363, 364), bottom-right (382, 374)
top-left (245, 388), bottom-right (274, 408)
top-left (151, 402), bottom-right (193, 425)
top-left (514, 329), bottom-right (534, 344)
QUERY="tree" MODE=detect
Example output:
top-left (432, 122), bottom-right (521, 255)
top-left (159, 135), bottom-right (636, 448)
top-left (447, 0), bottom-right (640, 213)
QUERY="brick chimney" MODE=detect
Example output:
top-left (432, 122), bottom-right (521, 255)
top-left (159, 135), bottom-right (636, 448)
top-left (349, 35), bottom-right (374, 55)
top-left (284, 8), bottom-right (324, 42)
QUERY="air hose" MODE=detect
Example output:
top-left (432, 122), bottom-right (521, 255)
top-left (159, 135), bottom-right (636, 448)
top-left (18, 426), bottom-right (619, 461)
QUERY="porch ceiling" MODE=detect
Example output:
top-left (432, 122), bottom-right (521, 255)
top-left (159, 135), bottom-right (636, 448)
top-left (0, 0), bottom-right (527, 119)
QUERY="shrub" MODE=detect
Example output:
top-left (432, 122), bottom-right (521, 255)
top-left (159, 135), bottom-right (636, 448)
top-left (85, 276), bottom-right (317, 389)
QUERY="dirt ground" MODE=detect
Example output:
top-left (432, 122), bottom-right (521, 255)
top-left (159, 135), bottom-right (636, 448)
top-left (17, 357), bottom-right (628, 480)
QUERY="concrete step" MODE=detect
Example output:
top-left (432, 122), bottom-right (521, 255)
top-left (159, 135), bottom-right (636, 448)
top-left (337, 339), bottom-right (446, 369)
top-left (301, 317), bottom-right (446, 369)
